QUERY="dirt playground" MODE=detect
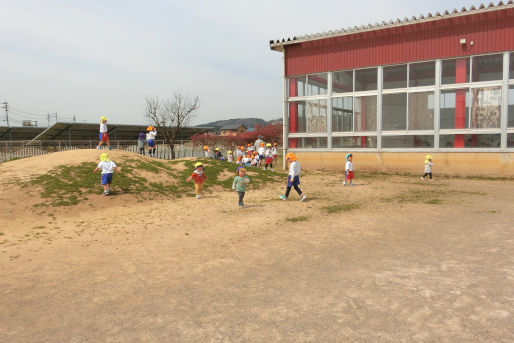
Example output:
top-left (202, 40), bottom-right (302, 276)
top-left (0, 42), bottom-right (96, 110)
top-left (0, 150), bottom-right (513, 342)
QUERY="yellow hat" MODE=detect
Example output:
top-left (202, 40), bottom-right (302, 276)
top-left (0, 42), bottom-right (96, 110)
top-left (100, 153), bottom-right (110, 162)
top-left (215, 148), bottom-right (219, 151)
top-left (100, 116), bottom-right (107, 123)
top-left (227, 150), bottom-right (232, 154)
top-left (266, 143), bottom-right (271, 147)
top-left (203, 145), bottom-right (208, 150)
top-left (425, 155), bottom-right (432, 160)
top-left (195, 162), bottom-right (203, 168)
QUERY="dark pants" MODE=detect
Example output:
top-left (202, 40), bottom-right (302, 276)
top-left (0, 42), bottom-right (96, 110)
top-left (285, 185), bottom-right (302, 198)
top-left (265, 162), bottom-right (273, 169)
top-left (423, 172), bottom-right (432, 179)
top-left (238, 191), bottom-right (245, 204)
top-left (139, 148), bottom-right (145, 155)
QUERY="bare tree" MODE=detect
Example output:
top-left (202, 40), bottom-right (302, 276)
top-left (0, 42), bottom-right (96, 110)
top-left (143, 91), bottom-right (200, 159)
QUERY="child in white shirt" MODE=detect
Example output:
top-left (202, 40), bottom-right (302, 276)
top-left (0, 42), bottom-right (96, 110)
top-left (96, 116), bottom-right (111, 150)
top-left (343, 153), bottom-right (354, 186)
top-left (93, 153), bottom-right (119, 195)
top-left (146, 126), bottom-right (157, 157)
top-left (227, 151), bottom-right (234, 163)
top-left (421, 155), bottom-right (434, 181)
top-left (264, 143), bottom-right (274, 171)
top-left (279, 155), bottom-right (306, 201)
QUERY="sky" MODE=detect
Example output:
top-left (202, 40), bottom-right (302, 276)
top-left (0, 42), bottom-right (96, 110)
top-left (0, 0), bottom-right (473, 126)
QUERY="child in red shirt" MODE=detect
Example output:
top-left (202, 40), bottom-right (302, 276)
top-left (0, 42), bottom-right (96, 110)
top-left (186, 162), bottom-right (208, 199)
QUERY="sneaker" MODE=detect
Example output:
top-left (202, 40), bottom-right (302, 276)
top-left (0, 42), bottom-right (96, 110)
top-left (241, 202), bottom-right (245, 208)
top-left (97, 146), bottom-right (102, 150)
top-left (279, 195), bottom-right (287, 201)
top-left (420, 177), bottom-right (424, 181)
top-left (196, 195), bottom-right (201, 199)
top-left (103, 191), bottom-right (109, 195)
top-left (299, 195), bottom-right (306, 202)
top-left (270, 168), bottom-right (274, 172)
top-left (343, 182), bottom-right (346, 186)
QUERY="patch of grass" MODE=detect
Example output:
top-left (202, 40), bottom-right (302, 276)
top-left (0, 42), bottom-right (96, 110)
top-left (322, 203), bottom-right (360, 213)
top-left (0, 232), bottom-right (3, 236)
top-left (424, 198), bottom-right (442, 204)
top-left (286, 216), bottom-right (310, 222)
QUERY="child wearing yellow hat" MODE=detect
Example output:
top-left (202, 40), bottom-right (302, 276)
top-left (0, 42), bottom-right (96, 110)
top-left (272, 143), bottom-right (278, 164)
top-left (227, 150), bottom-right (234, 163)
top-left (264, 143), bottom-right (274, 171)
top-left (96, 116), bottom-right (111, 150)
top-left (93, 153), bottom-right (119, 195)
top-left (232, 166), bottom-right (250, 207)
top-left (421, 155), bottom-right (434, 181)
top-left (186, 162), bottom-right (208, 199)
top-left (203, 145), bottom-right (210, 158)
top-left (280, 155), bottom-right (306, 202)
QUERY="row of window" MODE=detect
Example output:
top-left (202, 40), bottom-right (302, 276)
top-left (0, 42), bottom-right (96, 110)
top-left (288, 85), bottom-right (514, 133)
top-left (289, 133), bottom-right (514, 149)
top-left (289, 53), bottom-right (514, 96)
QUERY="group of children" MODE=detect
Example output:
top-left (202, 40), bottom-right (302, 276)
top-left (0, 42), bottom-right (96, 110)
top-left (137, 126), bottom-right (158, 157)
top-left (224, 142), bottom-right (278, 171)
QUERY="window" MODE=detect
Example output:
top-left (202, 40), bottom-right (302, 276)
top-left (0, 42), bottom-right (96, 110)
top-left (409, 61), bottom-right (435, 87)
top-left (383, 64), bottom-right (407, 89)
top-left (306, 99), bottom-right (328, 133)
top-left (508, 133), bottom-right (514, 148)
top-left (440, 89), bottom-right (470, 129)
top-left (333, 70), bottom-right (353, 93)
top-left (382, 93), bottom-right (407, 130)
top-left (508, 85), bottom-right (514, 128)
top-left (408, 91), bottom-right (434, 130)
top-left (289, 76), bottom-right (306, 97)
top-left (289, 137), bottom-right (328, 148)
top-left (355, 68), bottom-right (377, 91)
top-left (354, 95), bottom-right (377, 132)
top-left (442, 58), bottom-right (470, 84)
top-left (470, 87), bottom-right (501, 129)
top-left (331, 97), bottom-right (352, 132)
top-left (307, 73), bottom-right (328, 95)
top-left (382, 135), bottom-right (434, 148)
top-left (472, 54), bottom-right (503, 82)
top-left (439, 134), bottom-right (501, 148)
top-left (288, 101), bottom-right (306, 133)
top-left (332, 136), bottom-right (377, 148)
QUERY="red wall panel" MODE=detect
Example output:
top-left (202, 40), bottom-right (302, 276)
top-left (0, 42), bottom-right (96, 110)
top-left (284, 8), bottom-right (514, 76)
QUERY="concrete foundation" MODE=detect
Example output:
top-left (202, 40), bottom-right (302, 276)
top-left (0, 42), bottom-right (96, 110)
top-left (291, 152), bottom-right (514, 176)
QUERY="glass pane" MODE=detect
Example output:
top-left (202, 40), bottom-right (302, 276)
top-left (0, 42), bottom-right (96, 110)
top-left (307, 73), bottom-right (328, 95)
top-left (409, 61), bottom-right (435, 87)
top-left (382, 135), bottom-right (434, 148)
top-left (382, 93), bottom-right (407, 130)
top-left (440, 89), bottom-right (470, 129)
top-left (507, 133), bottom-right (514, 147)
top-left (383, 64), bottom-right (407, 89)
top-left (470, 87), bottom-right (501, 129)
top-left (288, 101), bottom-right (306, 133)
top-left (333, 70), bottom-right (353, 93)
top-left (306, 99), bottom-right (327, 133)
top-left (510, 53), bottom-right (514, 79)
top-left (332, 136), bottom-right (377, 148)
top-left (331, 97), bottom-right (352, 132)
top-left (508, 85), bottom-right (514, 128)
top-left (355, 68), bottom-right (377, 91)
top-left (289, 76), bottom-right (306, 97)
top-left (442, 58), bottom-right (470, 84)
top-left (408, 91), bottom-right (434, 130)
top-left (439, 134), bottom-right (501, 148)
top-left (289, 137), bottom-right (327, 148)
top-left (354, 95), bottom-right (377, 132)
top-left (472, 54), bottom-right (503, 82)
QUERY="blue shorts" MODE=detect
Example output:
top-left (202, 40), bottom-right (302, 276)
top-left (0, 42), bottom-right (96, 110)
top-left (147, 139), bottom-right (155, 147)
top-left (287, 175), bottom-right (300, 187)
top-left (259, 154), bottom-right (264, 160)
top-left (101, 173), bottom-right (113, 185)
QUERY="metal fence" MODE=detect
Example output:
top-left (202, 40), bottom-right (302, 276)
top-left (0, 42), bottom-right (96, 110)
top-left (0, 140), bottom-right (205, 163)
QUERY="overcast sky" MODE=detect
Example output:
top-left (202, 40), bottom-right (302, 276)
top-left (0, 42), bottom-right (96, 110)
top-left (0, 0), bottom-right (473, 126)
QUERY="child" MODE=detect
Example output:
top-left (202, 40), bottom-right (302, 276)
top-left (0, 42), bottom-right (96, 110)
top-left (257, 142), bottom-right (266, 167)
top-left (251, 153), bottom-right (259, 167)
top-left (280, 155), bottom-right (306, 202)
top-left (421, 155), bottom-right (434, 181)
top-left (214, 148), bottom-right (223, 160)
top-left (203, 145), bottom-right (210, 158)
top-left (264, 143), bottom-right (274, 171)
top-left (96, 116), bottom-right (111, 150)
top-left (146, 126), bottom-right (157, 157)
top-left (186, 162), bottom-right (208, 199)
top-left (227, 150), bottom-right (234, 163)
top-left (247, 143), bottom-right (254, 153)
top-left (272, 143), bottom-right (278, 164)
top-left (343, 153), bottom-right (354, 186)
top-left (236, 155), bottom-right (243, 165)
top-left (137, 132), bottom-right (146, 155)
top-left (242, 154), bottom-right (252, 166)
top-left (93, 153), bottom-right (119, 195)
top-left (232, 166), bottom-right (250, 207)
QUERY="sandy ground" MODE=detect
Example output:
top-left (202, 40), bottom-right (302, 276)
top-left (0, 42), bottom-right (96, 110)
top-left (0, 150), bottom-right (513, 342)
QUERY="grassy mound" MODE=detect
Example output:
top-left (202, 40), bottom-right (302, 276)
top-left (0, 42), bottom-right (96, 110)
top-left (23, 157), bottom-right (286, 207)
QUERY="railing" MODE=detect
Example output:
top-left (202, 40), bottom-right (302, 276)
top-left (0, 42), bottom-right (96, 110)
top-left (0, 140), bottom-right (205, 163)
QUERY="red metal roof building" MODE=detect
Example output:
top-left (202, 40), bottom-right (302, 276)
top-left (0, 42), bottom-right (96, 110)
top-left (270, 2), bottom-right (514, 175)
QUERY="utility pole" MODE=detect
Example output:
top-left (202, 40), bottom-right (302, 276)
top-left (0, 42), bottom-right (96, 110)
top-left (47, 113), bottom-right (50, 127)
top-left (1, 101), bottom-right (9, 127)
top-left (73, 115), bottom-right (76, 123)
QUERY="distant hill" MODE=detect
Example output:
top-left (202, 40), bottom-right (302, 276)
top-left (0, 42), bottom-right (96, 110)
top-left (196, 118), bottom-right (281, 129)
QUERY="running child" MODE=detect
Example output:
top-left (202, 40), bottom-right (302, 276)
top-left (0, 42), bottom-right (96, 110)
top-left (93, 153), bottom-right (119, 195)
top-left (264, 143), bottom-right (274, 171)
top-left (137, 132), bottom-right (146, 155)
top-left (343, 153), bottom-right (354, 186)
top-left (146, 126), bottom-right (157, 157)
top-left (280, 155), bottom-right (306, 202)
top-left (232, 166), bottom-right (250, 207)
top-left (96, 116), bottom-right (111, 150)
top-left (272, 143), bottom-right (278, 164)
top-left (186, 162), bottom-right (208, 199)
top-left (421, 155), bottom-right (434, 181)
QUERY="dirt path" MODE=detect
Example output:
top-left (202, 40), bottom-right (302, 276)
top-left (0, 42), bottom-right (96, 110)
top-left (0, 153), bottom-right (513, 342)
